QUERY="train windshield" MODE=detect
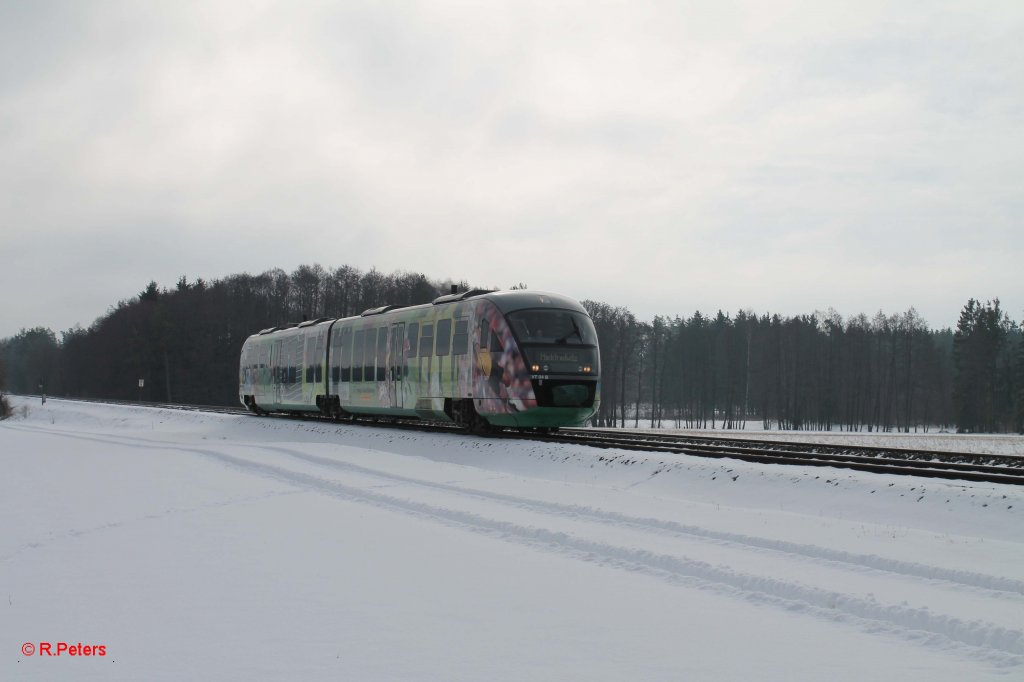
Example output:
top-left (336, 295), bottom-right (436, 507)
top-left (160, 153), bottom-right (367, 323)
top-left (506, 310), bottom-right (597, 345)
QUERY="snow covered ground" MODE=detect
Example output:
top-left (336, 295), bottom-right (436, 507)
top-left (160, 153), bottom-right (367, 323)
top-left (596, 420), bottom-right (1024, 457)
top-left (2, 397), bottom-right (1023, 681)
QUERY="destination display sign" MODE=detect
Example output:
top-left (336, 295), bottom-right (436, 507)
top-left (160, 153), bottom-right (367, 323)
top-left (534, 350), bottom-right (585, 363)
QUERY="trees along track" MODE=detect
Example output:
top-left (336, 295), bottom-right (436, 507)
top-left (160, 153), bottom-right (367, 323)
top-left (25, 395), bottom-right (1024, 486)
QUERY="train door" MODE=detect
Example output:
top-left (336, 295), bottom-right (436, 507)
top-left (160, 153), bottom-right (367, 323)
top-left (389, 322), bottom-right (404, 408)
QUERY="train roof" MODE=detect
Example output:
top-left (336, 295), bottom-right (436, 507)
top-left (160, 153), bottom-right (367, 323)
top-left (244, 290), bottom-right (591, 341)
top-left (477, 290), bottom-right (590, 315)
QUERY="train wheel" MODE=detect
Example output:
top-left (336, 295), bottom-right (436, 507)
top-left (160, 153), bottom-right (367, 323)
top-left (457, 399), bottom-right (491, 436)
top-left (469, 415), bottom-right (492, 436)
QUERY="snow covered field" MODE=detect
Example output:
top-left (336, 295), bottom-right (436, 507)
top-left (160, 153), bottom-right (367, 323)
top-left (2, 397), bottom-right (1023, 681)
top-left (599, 421), bottom-right (1024, 457)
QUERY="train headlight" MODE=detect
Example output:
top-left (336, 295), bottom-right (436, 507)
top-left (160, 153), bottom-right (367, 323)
top-left (531, 364), bottom-right (540, 372)
top-left (583, 366), bottom-right (592, 373)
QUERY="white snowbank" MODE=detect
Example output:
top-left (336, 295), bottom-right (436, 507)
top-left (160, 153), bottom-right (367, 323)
top-left (602, 420), bottom-right (1024, 457)
top-left (2, 397), bottom-right (1022, 681)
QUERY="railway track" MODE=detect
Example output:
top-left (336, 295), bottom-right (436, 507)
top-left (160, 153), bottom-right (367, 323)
top-left (20, 395), bottom-right (1024, 485)
top-left (531, 428), bottom-right (1024, 485)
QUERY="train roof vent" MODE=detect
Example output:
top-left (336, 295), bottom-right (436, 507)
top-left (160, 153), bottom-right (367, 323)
top-left (297, 317), bottom-right (331, 327)
top-left (360, 305), bottom-right (399, 316)
top-left (432, 288), bottom-right (496, 305)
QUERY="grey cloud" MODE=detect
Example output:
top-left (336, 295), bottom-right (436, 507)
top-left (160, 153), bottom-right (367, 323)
top-left (1, 1), bottom-right (1022, 339)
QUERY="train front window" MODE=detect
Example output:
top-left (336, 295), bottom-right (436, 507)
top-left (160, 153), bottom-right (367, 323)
top-left (506, 310), bottom-right (597, 346)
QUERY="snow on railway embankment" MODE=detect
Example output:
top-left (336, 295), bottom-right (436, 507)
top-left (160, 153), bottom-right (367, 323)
top-left (2, 397), bottom-right (1023, 682)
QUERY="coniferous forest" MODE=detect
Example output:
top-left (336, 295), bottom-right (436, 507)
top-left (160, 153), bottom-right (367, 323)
top-left (1, 264), bottom-right (1021, 433)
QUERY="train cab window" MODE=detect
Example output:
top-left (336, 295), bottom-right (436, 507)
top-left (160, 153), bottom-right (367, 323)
top-left (435, 319), bottom-right (451, 356)
top-left (505, 310), bottom-right (597, 345)
top-left (406, 323), bottom-right (419, 358)
top-left (352, 330), bottom-right (364, 382)
top-left (340, 327), bottom-right (352, 381)
top-left (376, 327), bottom-right (388, 381)
top-left (452, 319), bottom-right (469, 355)
top-left (418, 323), bottom-right (434, 357)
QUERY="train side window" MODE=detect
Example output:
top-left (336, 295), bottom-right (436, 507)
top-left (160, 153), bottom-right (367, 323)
top-left (305, 338), bottom-right (316, 377)
top-left (315, 365), bottom-right (322, 382)
top-left (352, 330), bottom-right (364, 382)
top-left (418, 323), bottom-right (434, 357)
top-left (315, 332), bottom-right (325, 363)
top-left (340, 327), bottom-right (352, 381)
top-left (289, 367), bottom-right (297, 384)
top-left (436, 319), bottom-right (451, 357)
top-left (363, 328), bottom-right (377, 381)
top-left (328, 329), bottom-right (341, 382)
top-left (478, 319), bottom-right (488, 348)
top-left (406, 323), bottom-right (419, 358)
top-left (376, 327), bottom-right (388, 381)
top-left (452, 319), bottom-right (469, 355)
top-left (489, 329), bottom-right (504, 352)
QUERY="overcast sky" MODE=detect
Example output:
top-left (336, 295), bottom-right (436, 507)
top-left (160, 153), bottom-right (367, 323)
top-left (1, 0), bottom-right (1022, 339)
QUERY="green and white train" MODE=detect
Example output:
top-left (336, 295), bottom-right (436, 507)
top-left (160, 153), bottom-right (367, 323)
top-left (239, 289), bottom-right (600, 430)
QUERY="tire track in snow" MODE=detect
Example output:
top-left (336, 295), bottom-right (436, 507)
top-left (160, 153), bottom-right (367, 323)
top-left (11, 425), bottom-right (1024, 665)
top-left (252, 442), bottom-right (1024, 597)
top-left (187, 445), bottom-right (1024, 666)
top-left (13, 422), bottom-right (1023, 596)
